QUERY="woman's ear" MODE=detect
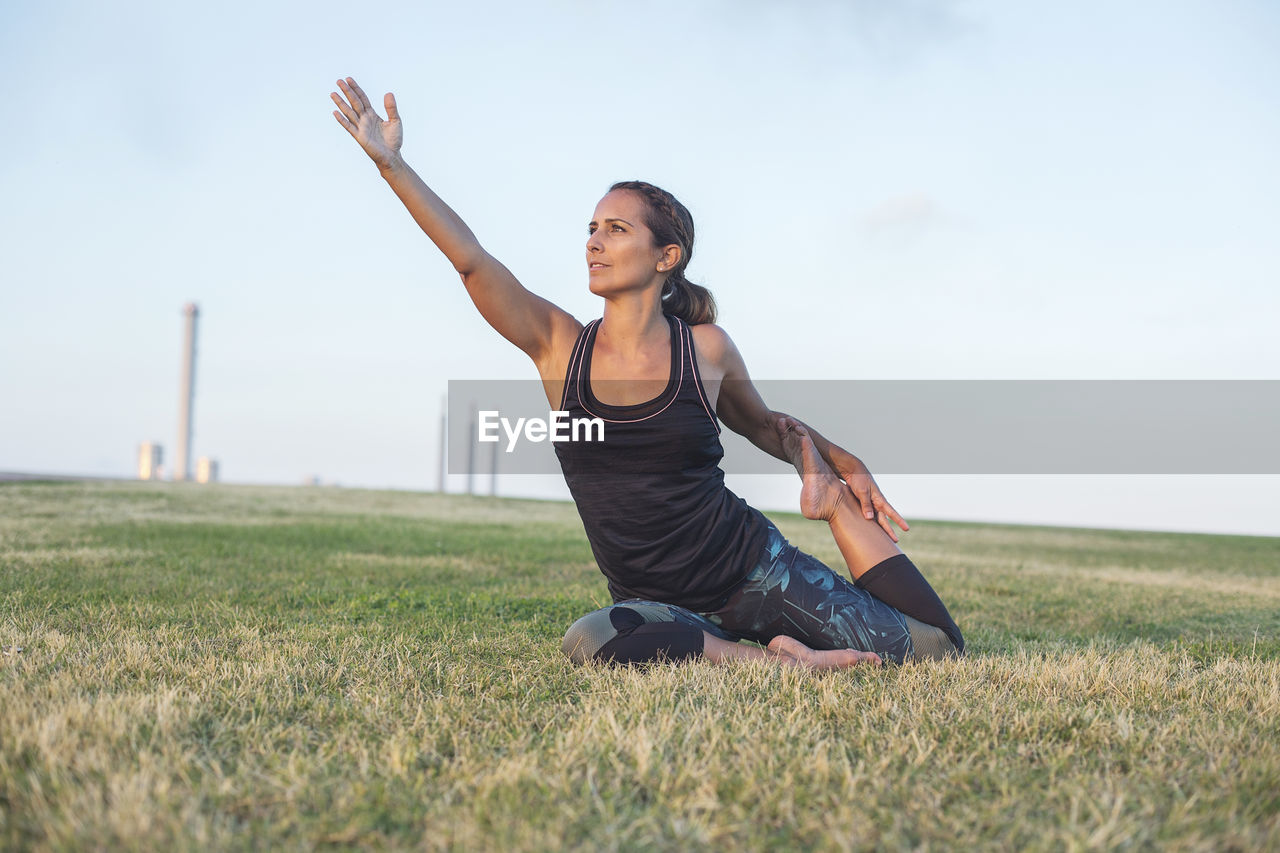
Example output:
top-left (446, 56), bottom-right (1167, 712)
top-left (658, 244), bottom-right (682, 272)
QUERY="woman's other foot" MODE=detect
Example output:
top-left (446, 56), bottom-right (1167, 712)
top-left (767, 635), bottom-right (882, 669)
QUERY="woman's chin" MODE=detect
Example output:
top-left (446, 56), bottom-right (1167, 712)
top-left (588, 279), bottom-right (623, 298)
top-left (587, 276), bottom-right (654, 299)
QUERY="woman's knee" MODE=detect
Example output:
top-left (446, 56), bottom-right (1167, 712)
top-left (561, 604), bottom-right (706, 665)
top-left (904, 615), bottom-right (964, 661)
top-left (561, 608), bottom-right (619, 664)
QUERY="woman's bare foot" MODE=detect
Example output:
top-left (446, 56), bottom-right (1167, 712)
top-left (776, 418), bottom-right (847, 522)
top-left (767, 635), bottom-right (882, 669)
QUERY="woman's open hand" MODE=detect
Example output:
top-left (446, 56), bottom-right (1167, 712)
top-left (832, 454), bottom-right (910, 542)
top-left (331, 77), bottom-right (402, 172)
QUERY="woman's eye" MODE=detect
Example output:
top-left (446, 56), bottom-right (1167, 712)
top-left (611, 224), bottom-right (624, 232)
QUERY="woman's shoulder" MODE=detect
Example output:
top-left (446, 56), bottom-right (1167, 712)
top-left (688, 321), bottom-right (731, 351)
top-left (689, 322), bottom-right (740, 365)
top-left (688, 322), bottom-right (747, 385)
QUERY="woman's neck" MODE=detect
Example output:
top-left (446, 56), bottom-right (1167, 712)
top-left (598, 295), bottom-right (669, 357)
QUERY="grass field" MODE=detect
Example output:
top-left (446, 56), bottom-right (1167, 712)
top-left (1, 481), bottom-right (1278, 851)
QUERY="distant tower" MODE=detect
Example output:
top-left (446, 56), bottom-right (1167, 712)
top-left (437, 394), bottom-right (447, 493)
top-left (175, 302), bottom-right (199, 482)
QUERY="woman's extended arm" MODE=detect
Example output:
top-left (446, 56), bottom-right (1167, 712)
top-left (330, 77), bottom-right (580, 371)
top-left (695, 324), bottom-right (909, 540)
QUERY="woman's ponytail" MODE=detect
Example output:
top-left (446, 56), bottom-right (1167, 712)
top-left (661, 272), bottom-right (717, 326)
top-left (609, 180), bottom-right (718, 326)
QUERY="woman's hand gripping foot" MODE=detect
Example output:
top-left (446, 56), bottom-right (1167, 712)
top-left (776, 417), bottom-right (849, 522)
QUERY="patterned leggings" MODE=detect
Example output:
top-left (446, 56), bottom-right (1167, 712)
top-left (562, 523), bottom-right (961, 666)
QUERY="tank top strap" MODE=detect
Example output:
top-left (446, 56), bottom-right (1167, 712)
top-left (675, 318), bottom-right (720, 434)
top-left (559, 319), bottom-right (600, 411)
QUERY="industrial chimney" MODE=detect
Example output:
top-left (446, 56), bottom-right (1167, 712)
top-left (175, 302), bottom-right (199, 482)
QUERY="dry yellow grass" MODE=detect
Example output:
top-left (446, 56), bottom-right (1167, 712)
top-left (1, 481), bottom-right (1277, 850)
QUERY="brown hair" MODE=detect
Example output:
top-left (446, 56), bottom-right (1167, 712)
top-left (609, 180), bottom-right (718, 325)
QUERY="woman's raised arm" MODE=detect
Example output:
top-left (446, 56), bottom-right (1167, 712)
top-left (330, 77), bottom-right (580, 372)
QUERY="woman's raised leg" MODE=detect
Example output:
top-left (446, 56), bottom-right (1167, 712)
top-left (777, 419), bottom-right (965, 654)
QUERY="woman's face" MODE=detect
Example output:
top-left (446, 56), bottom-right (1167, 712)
top-left (585, 190), bottom-right (669, 297)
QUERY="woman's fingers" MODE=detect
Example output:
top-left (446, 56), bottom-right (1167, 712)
top-left (335, 79), bottom-right (361, 114)
top-left (877, 513), bottom-right (899, 542)
top-left (871, 491), bottom-right (909, 541)
top-left (346, 77), bottom-right (375, 112)
top-left (384, 92), bottom-right (399, 122)
top-left (871, 486), bottom-right (907, 530)
top-left (852, 482), bottom-right (876, 520)
top-left (332, 109), bottom-right (357, 137)
top-left (336, 78), bottom-right (379, 125)
top-left (330, 90), bottom-right (359, 126)
top-left (847, 476), bottom-right (908, 541)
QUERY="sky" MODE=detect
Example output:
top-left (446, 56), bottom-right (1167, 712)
top-left (2, 0), bottom-right (1277, 535)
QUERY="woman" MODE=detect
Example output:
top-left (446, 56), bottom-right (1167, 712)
top-left (331, 77), bottom-right (964, 670)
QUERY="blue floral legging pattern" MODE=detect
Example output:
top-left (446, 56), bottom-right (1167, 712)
top-left (562, 523), bottom-right (959, 665)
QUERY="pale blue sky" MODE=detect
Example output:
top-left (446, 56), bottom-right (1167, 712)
top-left (2, 0), bottom-right (1277, 534)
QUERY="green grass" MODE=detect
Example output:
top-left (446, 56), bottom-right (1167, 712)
top-left (1, 481), bottom-right (1277, 851)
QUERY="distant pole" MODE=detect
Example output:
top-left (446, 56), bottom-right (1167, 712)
top-left (466, 402), bottom-right (476, 495)
top-left (489, 435), bottom-right (498, 496)
top-left (437, 394), bottom-right (447, 493)
top-left (174, 302), bottom-right (199, 482)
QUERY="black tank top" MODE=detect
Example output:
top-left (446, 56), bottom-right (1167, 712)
top-left (554, 314), bottom-right (768, 610)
